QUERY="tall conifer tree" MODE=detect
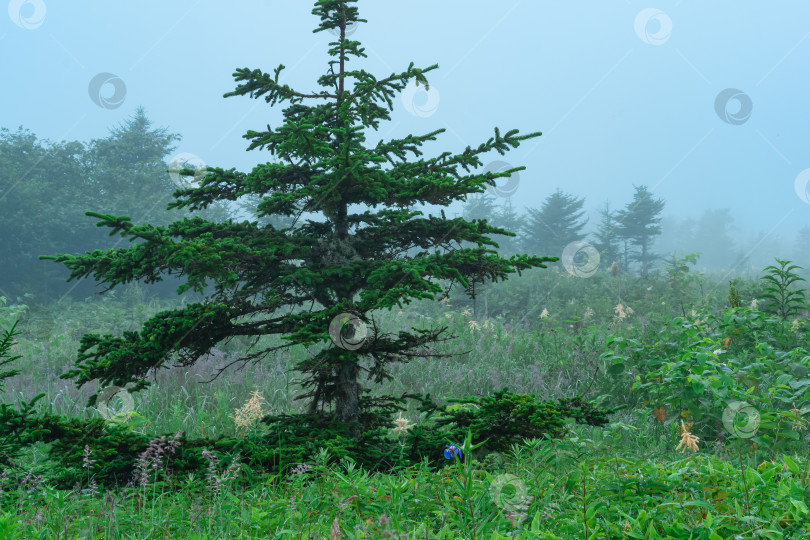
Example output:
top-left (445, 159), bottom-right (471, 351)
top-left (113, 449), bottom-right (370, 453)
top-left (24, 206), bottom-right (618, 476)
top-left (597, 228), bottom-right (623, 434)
top-left (615, 185), bottom-right (665, 276)
top-left (40, 0), bottom-right (557, 438)
top-left (491, 199), bottom-right (526, 258)
top-left (591, 202), bottom-right (621, 271)
top-left (522, 188), bottom-right (588, 260)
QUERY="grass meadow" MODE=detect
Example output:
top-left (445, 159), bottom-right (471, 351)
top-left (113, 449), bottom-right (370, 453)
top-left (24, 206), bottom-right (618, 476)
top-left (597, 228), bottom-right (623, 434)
top-left (0, 260), bottom-right (809, 538)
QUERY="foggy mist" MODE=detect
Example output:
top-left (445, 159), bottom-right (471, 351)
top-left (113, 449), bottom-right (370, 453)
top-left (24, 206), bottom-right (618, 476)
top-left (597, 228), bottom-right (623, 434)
top-left (3, 2), bottom-right (810, 300)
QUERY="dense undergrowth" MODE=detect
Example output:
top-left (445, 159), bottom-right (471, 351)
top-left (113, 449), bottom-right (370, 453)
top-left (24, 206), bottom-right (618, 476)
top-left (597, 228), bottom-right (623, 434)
top-left (0, 255), bottom-right (809, 538)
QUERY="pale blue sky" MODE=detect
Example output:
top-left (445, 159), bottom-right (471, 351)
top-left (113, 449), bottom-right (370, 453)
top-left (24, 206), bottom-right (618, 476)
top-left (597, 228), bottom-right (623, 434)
top-left (3, 1), bottom-right (810, 268)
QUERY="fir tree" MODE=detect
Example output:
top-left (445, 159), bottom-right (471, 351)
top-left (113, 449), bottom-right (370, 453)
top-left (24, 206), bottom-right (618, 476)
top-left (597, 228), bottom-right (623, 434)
top-left (40, 0), bottom-right (556, 439)
top-left (455, 195), bottom-right (526, 320)
top-left (1, 108), bottom-right (228, 305)
top-left (460, 191), bottom-right (498, 223)
top-left (522, 188), bottom-right (588, 262)
top-left (491, 198), bottom-right (526, 258)
top-left (86, 106), bottom-right (232, 227)
top-left (615, 185), bottom-right (665, 277)
top-left (590, 201), bottom-right (621, 271)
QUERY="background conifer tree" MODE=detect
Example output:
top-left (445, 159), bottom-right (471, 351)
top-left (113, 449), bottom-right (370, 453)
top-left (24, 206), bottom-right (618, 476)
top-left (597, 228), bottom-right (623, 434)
top-left (491, 198), bottom-right (526, 258)
top-left (456, 192), bottom-right (527, 319)
top-left (40, 0), bottom-right (557, 439)
top-left (522, 188), bottom-right (589, 262)
top-left (590, 201), bottom-right (622, 272)
top-left (460, 192), bottom-right (498, 224)
top-left (614, 185), bottom-right (665, 277)
top-left (1, 107), bottom-right (229, 306)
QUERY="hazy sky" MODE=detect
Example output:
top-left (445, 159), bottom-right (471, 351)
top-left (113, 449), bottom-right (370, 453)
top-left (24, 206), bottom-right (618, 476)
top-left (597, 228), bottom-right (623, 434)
top-left (3, 1), bottom-right (810, 262)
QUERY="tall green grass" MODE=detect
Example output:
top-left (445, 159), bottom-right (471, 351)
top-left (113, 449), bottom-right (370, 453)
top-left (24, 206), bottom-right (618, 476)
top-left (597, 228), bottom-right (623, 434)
top-left (0, 263), bottom-right (808, 538)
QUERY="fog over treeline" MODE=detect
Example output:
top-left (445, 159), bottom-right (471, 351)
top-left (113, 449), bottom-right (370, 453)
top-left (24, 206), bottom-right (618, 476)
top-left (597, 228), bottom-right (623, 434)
top-left (456, 192), bottom-right (810, 275)
top-left (2, 105), bottom-right (808, 307)
top-left (2, 2), bottom-right (809, 306)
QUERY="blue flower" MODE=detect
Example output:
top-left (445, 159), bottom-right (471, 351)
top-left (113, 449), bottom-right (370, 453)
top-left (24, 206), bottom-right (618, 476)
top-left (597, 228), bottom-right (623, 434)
top-left (444, 444), bottom-right (462, 460)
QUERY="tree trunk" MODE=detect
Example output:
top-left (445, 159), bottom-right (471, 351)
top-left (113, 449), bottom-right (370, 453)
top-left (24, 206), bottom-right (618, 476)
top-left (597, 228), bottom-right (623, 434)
top-left (335, 357), bottom-right (362, 436)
